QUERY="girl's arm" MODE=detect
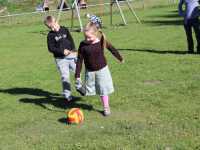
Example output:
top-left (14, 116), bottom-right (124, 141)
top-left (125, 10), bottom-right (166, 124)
top-left (106, 41), bottom-right (123, 62)
top-left (75, 44), bottom-right (84, 78)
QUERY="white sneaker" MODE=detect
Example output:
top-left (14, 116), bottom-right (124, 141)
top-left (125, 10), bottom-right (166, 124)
top-left (103, 107), bottom-right (111, 116)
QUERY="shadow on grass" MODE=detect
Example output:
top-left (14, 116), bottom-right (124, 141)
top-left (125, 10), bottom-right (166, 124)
top-left (0, 87), bottom-right (100, 113)
top-left (118, 48), bottom-right (188, 55)
top-left (144, 9), bottom-right (183, 26)
top-left (58, 118), bottom-right (67, 124)
top-left (144, 19), bottom-right (183, 26)
top-left (148, 13), bottom-right (181, 19)
top-left (29, 30), bottom-right (48, 36)
top-left (0, 87), bottom-right (60, 97)
top-left (158, 13), bottom-right (181, 18)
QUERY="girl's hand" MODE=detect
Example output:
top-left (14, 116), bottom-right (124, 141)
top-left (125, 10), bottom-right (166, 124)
top-left (75, 78), bottom-right (82, 89)
top-left (76, 78), bottom-right (81, 81)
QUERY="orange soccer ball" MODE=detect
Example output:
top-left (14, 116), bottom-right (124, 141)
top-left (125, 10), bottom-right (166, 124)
top-left (66, 108), bottom-right (84, 124)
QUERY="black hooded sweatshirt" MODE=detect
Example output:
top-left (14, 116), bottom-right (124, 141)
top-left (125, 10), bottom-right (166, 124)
top-left (47, 26), bottom-right (75, 58)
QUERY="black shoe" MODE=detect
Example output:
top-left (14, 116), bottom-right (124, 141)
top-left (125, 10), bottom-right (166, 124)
top-left (65, 96), bottom-right (81, 102)
top-left (65, 96), bottom-right (73, 102)
top-left (76, 87), bottom-right (85, 96)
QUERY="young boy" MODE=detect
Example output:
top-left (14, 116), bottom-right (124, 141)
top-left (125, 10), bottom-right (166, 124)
top-left (178, 0), bottom-right (200, 54)
top-left (44, 16), bottom-right (77, 101)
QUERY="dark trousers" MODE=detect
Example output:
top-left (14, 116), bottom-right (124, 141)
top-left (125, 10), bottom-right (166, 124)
top-left (184, 18), bottom-right (200, 53)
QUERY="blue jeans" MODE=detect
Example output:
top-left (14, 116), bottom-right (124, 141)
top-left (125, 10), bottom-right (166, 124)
top-left (55, 57), bottom-right (76, 99)
top-left (184, 18), bottom-right (200, 53)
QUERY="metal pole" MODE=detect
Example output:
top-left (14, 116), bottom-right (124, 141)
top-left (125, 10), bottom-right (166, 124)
top-left (110, 0), bottom-right (113, 25)
top-left (74, 0), bottom-right (83, 31)
top-left (56, 0), bottom-right (65, 23)
top-left (99, 0), bottom-right (103, 16)
top-left (8, 13), bottom-right (11, 26)
top-left (142, 0), bottom-right (145, 9)
top-left (126, 0), bottom-right (141, 24)
top-left (71, 2), bottom-right (74, 29)
top-left (115, 0), bottom-right (127, 25)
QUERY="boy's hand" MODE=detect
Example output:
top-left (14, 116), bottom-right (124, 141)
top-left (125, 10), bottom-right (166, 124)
top-left (64, 49), bottom-right (70, 56)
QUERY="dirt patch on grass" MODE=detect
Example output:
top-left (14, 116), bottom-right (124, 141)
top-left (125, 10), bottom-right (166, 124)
top-left (143, 80), bottom-right (162, 85)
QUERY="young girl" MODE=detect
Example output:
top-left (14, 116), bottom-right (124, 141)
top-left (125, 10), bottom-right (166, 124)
top-left (75, 22), bottom-right (124, 116)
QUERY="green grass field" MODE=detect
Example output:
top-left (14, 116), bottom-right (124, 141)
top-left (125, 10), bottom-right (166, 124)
top-left (0, 3), bottom-right (200, 150)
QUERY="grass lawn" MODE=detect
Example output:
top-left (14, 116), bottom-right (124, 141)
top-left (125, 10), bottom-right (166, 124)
top-left (0, 3), bottom-right (200, 150)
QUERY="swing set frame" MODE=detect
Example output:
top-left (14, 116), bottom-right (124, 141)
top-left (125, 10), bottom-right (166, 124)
top-left (56, 0), bottom-right (141, 32)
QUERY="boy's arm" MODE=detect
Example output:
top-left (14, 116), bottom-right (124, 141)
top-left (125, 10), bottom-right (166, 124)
top-left (106, 41), bottom-right (123, 62)
top-left (178, 0), bottom-right (185, 17)
top-left (47, 34), bottom-right (64, 56)
top-left (75, 44), bottom-right (84, 78)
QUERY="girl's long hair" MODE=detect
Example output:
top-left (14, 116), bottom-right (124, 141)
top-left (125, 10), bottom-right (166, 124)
top-left (85, 22), bottom-right (107, 48)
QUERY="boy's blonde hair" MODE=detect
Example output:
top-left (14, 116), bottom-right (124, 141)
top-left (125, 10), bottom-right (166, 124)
top-left (84, 22), bottom-right (107, 48)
